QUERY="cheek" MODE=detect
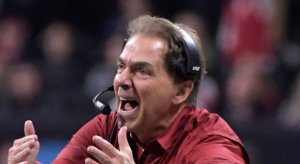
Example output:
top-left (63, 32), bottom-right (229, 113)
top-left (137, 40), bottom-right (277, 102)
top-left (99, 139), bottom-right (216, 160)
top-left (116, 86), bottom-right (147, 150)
top-left (139, 82), bottom-right (176, 109)
top-left (134, 71), bottom-right (178, 109)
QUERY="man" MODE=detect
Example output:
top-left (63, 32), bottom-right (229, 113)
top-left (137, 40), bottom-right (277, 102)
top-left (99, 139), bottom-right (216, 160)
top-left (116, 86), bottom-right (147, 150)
top-left (8, 15), bottom-right (249, 164)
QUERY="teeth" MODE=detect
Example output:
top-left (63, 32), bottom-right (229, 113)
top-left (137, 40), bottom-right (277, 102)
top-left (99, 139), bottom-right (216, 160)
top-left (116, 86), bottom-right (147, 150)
top-left (120, 97), bottom-right (135, 101)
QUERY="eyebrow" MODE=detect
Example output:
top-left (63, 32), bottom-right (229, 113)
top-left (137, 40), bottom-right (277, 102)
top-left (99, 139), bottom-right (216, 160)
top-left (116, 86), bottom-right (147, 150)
top-left (117, 57), bottom-right (153, 69)
top-left (133, 61), bottom-right (153, 69)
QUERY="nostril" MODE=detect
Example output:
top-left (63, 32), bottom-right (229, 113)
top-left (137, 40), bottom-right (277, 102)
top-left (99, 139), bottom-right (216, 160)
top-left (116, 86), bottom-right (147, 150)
top-left (120, 84), bottom-right (130, 90)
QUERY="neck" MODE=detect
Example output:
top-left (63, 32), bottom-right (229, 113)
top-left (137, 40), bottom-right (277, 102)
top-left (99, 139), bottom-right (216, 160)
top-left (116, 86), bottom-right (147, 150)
top-left (134, 104), bottom-right (186, 144)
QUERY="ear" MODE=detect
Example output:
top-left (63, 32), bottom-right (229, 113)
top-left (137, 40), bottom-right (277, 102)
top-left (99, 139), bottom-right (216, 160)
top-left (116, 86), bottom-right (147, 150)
top-left (172, 80), bottom-right (194, 105)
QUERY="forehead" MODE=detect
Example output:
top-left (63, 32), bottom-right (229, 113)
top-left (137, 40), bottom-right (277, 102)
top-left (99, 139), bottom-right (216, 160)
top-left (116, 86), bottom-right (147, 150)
top-left (119, 34), bottom-right (168, 63)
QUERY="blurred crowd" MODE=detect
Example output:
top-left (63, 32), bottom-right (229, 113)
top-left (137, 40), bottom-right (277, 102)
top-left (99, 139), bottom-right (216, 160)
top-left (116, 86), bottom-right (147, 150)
top-left (0, 0), bottom-right (299, 163)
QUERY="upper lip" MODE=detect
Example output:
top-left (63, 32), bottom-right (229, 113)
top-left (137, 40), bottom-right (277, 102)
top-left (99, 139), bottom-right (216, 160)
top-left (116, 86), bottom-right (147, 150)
top-left (118, 92), bottom-right (139, 102)
top-left (117, 88), bottom-right (140, 107)
top-left (118, 93), bottom-right (139, 102)
top-left (117, 89), bottom-right (138, 101)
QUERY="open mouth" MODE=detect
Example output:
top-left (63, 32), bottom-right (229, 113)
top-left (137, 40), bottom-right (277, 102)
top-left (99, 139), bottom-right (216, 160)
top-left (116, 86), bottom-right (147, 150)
top-left (120, 99), bottom-right (139, 111)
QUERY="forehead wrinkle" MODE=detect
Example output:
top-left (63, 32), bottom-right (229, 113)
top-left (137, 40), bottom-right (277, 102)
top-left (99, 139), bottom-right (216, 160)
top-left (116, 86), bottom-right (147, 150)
top-left (119, 34), bottom-right (168, 68)
top-left (127, 34), bottom-right (168, 56)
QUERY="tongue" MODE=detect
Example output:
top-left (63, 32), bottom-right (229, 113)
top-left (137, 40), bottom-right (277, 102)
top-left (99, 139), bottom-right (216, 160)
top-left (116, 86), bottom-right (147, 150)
top-left (124, 102), bottom-right (135, 111)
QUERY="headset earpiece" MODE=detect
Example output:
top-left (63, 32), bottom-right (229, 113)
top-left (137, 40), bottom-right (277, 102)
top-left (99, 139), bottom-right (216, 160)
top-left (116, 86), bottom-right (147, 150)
top-left (175, 27), bottom-right (201, 80)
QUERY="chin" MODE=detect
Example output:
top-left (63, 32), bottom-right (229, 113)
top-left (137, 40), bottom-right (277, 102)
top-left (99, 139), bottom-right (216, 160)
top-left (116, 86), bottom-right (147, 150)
top-left (118, 116), bottom-right (140, 133)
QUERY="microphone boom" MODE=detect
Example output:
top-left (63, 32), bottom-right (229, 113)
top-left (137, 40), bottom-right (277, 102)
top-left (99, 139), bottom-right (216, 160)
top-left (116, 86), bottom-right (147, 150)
top-left (92, 86), bottom-right (114, 115)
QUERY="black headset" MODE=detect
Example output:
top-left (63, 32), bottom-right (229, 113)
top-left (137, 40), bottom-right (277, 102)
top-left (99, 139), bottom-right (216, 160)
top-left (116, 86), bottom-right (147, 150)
top-left (175, 26), bottom-right (201, 80)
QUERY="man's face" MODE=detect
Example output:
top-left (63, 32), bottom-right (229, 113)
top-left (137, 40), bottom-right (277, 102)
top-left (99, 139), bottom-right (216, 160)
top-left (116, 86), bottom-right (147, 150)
top-left (113, 34), bottom-right (181, 139)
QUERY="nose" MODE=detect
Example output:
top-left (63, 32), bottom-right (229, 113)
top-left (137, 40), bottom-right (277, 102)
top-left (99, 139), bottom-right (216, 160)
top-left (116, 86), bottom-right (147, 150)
top-left (114, 68), bottom-right (132, 90)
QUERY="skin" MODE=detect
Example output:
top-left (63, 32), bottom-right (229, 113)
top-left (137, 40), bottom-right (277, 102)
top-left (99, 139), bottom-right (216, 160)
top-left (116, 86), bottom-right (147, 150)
top-left (85, 126), bottom-right (134, 164)
top-left (7, 120), bottom-right (40, 164)
top-left (7, 33), bottom-right (193, 164)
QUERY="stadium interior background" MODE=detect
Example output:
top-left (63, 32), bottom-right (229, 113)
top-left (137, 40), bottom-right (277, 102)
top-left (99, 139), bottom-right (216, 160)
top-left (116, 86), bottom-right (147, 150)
top-left (0, 0), bottom-right (299, 163)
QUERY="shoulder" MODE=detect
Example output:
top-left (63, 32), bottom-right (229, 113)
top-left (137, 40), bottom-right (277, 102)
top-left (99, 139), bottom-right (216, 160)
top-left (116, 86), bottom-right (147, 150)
top-left (179, 108), bottom-right (249, 163)
top-left (186, 108), bottom-right (241, 141)
top-left (186, 135), bottom-right (248, 163)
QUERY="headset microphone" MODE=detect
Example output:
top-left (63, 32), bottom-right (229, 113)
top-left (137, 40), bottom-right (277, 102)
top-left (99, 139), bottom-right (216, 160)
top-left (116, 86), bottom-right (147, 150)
top-left (93, 85), bottom-right (119, 144)
top-left (92, 86), bottom-right (114, 115)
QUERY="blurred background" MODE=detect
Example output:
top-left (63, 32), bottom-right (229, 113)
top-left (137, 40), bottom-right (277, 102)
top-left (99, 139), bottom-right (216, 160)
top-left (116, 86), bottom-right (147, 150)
top-left (0, 0), bottom-right (299, 163)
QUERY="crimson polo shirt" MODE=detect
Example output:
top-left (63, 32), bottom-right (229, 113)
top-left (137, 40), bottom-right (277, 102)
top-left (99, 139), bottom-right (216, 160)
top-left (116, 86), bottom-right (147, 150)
top-left (52, 108), bottom-right (249, 164)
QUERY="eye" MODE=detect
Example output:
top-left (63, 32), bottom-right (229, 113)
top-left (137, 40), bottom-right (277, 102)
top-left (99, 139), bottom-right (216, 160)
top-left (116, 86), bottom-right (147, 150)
top-left (118, 63), bottom-right (124, 69)
top-left (132, 63), bottom-right (152, 78)
top-left (117, 62), bottom-right (125, 73)
top-left (135, 66), bottom-right (151, 78)
top-left (138, 67), bottom-right (145, 74)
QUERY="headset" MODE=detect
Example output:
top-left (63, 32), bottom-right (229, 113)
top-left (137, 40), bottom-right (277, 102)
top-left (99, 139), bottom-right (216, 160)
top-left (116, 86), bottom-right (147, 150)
top-left (175, 26), bottom-right (201, 80)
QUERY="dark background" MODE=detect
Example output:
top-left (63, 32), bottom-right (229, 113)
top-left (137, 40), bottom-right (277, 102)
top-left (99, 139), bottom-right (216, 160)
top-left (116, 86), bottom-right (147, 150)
top-left (0, 0), bottom-right (300, 163)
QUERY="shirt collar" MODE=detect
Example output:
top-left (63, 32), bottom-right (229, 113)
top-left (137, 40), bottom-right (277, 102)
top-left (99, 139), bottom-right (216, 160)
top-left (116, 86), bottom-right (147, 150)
top-left (155, 107), bottom-right (195, 150)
